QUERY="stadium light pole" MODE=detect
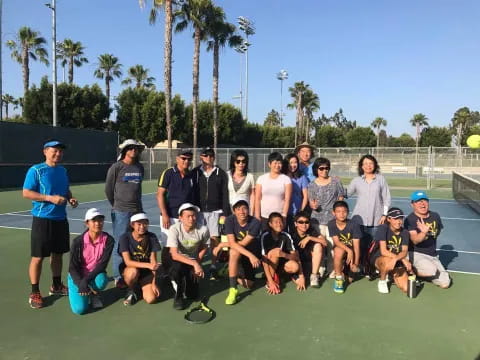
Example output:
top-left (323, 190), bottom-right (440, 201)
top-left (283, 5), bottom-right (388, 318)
top-left (234, 43), bottom-right (248, 118)
top-left (276, 69), bottom-right (288, 126)
top-left (46, 0), bottom-right (57, 127)
top-left (0, 0), bottom-right (3, 121)
top-left (237, 16), bottom-right (254, 121)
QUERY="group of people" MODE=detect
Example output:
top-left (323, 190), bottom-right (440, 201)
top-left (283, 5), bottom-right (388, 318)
top-left (23, 139), bottom-right (451, 314)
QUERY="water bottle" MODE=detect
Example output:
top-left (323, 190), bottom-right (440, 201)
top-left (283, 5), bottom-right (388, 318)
top-left (407, 275), bottom-right (417, 298)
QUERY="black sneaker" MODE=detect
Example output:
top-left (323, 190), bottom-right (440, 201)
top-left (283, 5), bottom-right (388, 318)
top-left (208, 268), bottom-right (218, 281)
top-left (173, 293), bottom-right (185, 310)
top-left (123, 290), bottom-right (138, 306)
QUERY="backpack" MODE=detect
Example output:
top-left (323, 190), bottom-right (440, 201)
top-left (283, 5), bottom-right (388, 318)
top-left (363, 240), bottom-right (379, 280)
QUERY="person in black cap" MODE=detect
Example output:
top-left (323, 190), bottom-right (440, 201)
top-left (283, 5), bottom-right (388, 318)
top-left (157, 149), bottom-right (195, 246)
top-left (22, 139), bottom-right (78, 309)
top-left (192, 147), bottom-right (230, 280)
top-left (371, 207), bottom-right (412, 294)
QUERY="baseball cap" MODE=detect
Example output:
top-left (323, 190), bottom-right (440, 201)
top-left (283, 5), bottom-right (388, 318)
top-left (130, 213), bottom-right (149, 223)
top-left (231, 196), bottom-right (249, 209)
top-left (200, 147), bottom-right (215, 157)
top-left (43, 140), bottom-right (66, 149)
top-left (84, 208), bottom-right (105, 221)
top-left (410, 190), bottom-right (429, 202)
top-left (177, 149), bottom-right (193, 157)
top-left (178, 203), bottom-right (200, 216)
top-left (294, 142), bottom-right (316, 154)
top-left (386, 207), bottom-right (405, 219)
top-left (118, 139), bottom-right (145, 151)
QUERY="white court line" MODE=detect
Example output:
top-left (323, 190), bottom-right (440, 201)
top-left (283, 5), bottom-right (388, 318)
top-left (447, 270), bottom-right (480, 275)
top-left (441, 217), bottom-right (480, 221)
top-left (437, 248), bottom-right (480, 255)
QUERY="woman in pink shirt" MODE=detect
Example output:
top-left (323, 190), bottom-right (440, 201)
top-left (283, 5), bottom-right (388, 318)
top-left (68, 208), bottom-right (114, 315)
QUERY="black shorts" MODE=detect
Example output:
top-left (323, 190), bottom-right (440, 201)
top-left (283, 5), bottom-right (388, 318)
top-left (31, 216), bottom-right (70, 258)
top-left (239, 243), bottom-right (261, 281)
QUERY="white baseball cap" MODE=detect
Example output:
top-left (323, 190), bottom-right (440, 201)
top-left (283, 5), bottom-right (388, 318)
top-left (231, 196), bottom-right (249, 208)
top-left (118, 139), bottom-right (145, 151)
top-left (130, 213), bottom-right (149, 223)
top-left (178, 203), bottom-right (200, 216)
top-left (84, 208), bottom-right (105, 221)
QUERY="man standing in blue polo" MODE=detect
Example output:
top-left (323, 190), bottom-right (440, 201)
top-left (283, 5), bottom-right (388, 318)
top-left (105, 139), bottom-right (145, 288)
top-left (23, 139), bottom-right (78, 309)
top-left (295, 142), bottom-right (315, 182)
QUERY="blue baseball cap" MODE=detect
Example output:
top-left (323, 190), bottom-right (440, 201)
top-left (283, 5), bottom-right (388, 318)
top-left (411, 190), bottom-right (429, 202)
top-left (43, 140), bottom-right (66, 149)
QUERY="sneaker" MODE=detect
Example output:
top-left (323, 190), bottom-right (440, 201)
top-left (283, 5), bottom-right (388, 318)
top-left (115, 278), bottom-right (128, 289)
top-left (123, 290), bottom-right (138, 306)
top-left (377, 279), bottom-right (389, 294)
top-left (273, 272), bottom-right (280, 286)
top-left (49, 283), bottom-right (68, 296)
top-left (328, 270), bottom-right (336, 279)
top-left (333, 277), bottom-right (344, 294)
top-left (90, 294), bottom-right (103, 309)
top-left (29, 292), bottom-right (44, 309)
top-left (209, 268), bottom-right (218, 281)
top-left (225, 287), bottom-right (239, 305)
top-left (319, 266), bottom-right (326, 278)
top-left (173, 293), bottom-right (185, 310)
top-left (310, 274), bottom-right (320, 288)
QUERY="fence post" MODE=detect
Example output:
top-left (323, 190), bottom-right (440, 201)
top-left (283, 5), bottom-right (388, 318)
top-left (426, 146), bottom-right (432, 190)
top-left (149, 148), bottom-right (152, 181)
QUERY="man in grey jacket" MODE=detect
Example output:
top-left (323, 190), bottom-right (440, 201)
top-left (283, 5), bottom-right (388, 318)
top-left (105, 139), bottom-right (145, 287)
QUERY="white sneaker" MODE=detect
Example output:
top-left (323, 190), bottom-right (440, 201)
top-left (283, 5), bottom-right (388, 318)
top-left (319, 266), bottom-right (326, 278)
top-left (377, 279), bottom-right (389, 294)
top-left (328, 270), bottom-right (336, 279)
top-left (90, 294), bottom-right (103, 309)
top-left (310, 274), bottom-right (320, 288)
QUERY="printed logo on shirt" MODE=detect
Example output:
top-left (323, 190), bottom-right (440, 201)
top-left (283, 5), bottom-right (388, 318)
top-left (132, 244), bottom-right (149, 262)
top-left (425, 220), bottom-right (438, 238)
top-left (123, 172), bottom-right (143, 184)
top-left (236, 231), bottom-right (248, 241)
top-left (183, 238), bottom-right (198, 250)
top-left (339, 232), bottom-right (353, 246)
top-left (387, 235), bottom-right (402, 254)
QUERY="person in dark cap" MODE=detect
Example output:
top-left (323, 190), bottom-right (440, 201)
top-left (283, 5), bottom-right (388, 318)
top-left (192, 147), bottom-right (230, 280)
top-left (157, 149), bottom-right (195, 246)
top-left (22, 139), bottom-right (79, 309)
top-left (105, 139), bottom-right (145, 288)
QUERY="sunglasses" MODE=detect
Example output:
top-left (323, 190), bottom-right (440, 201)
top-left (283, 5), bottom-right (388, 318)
top-left (296, 220), bottom-right (310, 224)
top-left (201, 154), bottom-right (214, 158)
top-left (318, 167), bottom-right (330, 171)
top-left (179, 156), bottom-right (192, 161)
top-left (235, 159), bottom-right (247, 164)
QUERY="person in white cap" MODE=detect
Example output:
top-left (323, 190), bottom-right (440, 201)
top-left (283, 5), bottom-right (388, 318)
top-left (222, 197), bottom-right (262, 305)
top-left (118, 213), bottom-right (162, 306)
top-left (105, 139), bottom-right (145, 289)
top-left (164, 203), bottom-right (210, 310)
top-left (67, 208), bottom-right (114, 314)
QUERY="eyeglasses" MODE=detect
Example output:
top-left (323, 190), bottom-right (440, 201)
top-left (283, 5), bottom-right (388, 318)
top-left (179, 157), bottom-right (192, 161)
top-left (296, 220), bottom-right (310, 224)
top-left (235, 159), bottom-right (246, 164)
top-left (318, 167), bottom-right (330, 171)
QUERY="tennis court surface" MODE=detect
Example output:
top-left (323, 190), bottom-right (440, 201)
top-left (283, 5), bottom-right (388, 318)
top-left (0, 181), bottom-right (479, 359)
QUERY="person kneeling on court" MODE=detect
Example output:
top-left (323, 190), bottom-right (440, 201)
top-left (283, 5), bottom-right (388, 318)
top-left (328, 201), bottom-right (362, 294)
top-left (404, 191), bottom-right (451, 289)
top-left (290, 211), bottom-right (327, 288)
top-left (261, 212), bottom-right (306, 294)
top-left (221, 197), bottom-right (262, 305)
top-left (371, 208), bottom-right (412, 294)
top-left (164, 203), bottom-right (209, 310)
top-left (68, 208), bottom-right (114, 315)
top-left (119, 213), bottom-right (162, 306)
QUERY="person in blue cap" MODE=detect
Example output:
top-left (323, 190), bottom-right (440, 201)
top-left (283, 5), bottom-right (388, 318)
top-left (23, 139), bottom-right (78, 309)
top-left (404, 191), bottom-right (451, 289)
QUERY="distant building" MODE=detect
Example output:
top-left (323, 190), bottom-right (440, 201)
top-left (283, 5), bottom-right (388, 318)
top-left (153, 140), bottom-right (190, 149)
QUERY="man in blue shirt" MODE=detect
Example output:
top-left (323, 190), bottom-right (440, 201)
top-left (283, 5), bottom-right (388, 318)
top-left (295, 142), bottom-right (316, 182)
top-left (23, 140), bottom-right (78, 309)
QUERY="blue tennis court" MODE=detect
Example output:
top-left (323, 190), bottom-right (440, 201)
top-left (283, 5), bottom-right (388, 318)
top-left (1, 193), bottom-right (479, 274)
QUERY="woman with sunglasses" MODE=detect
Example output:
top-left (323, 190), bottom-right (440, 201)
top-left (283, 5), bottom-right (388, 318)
top-left (307, 157), bottom-right (345, 278)
top-left (282, 153), bottom-right (309, 232)
top-left (227, 150), bottom-right (256, 215)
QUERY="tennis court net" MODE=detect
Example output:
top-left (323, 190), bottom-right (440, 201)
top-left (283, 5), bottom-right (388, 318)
top-left (452, 171), bottom-right (480, 214)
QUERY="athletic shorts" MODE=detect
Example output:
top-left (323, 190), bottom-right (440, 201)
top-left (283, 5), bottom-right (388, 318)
top-left (31, 216), bottom-right (70, 257)
top-left (198, 211), bottom-right (220, 237)
top-left (239, 243), bottom-right (261, 281)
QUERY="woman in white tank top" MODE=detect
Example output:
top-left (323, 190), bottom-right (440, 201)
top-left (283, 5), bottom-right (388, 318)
top-left (226, 150), bottom-right (255, 215)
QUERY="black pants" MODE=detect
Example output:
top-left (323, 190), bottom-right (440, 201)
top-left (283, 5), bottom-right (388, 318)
top-left (162, 248), bottom-right (197, 298)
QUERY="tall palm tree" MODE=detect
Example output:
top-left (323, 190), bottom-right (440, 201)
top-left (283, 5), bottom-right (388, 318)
top-left (410, 113), bottom-right (429, 148)
top-left (122, 64), bottom-right (156, 89)
top-left (59, 39), bottom-right (88, 84)
top-left (288, 81), bottom-right (311, 145)
top-left (6, 26), bottom-right (49, 98)
top-left (139, 0), bottom-right (175, 166)
top-left (175, 0), bottom-right (214, 163)
top-left (371, 117), bottom-right (387, 148)
top-left (206, 6), bottom-right (243, 150)
top-left (1, 94), bottom-right (15, 119)
top-left (94, 54), bottom-right (122, 109)
top-left (303, 89), bottom-right (320, 142)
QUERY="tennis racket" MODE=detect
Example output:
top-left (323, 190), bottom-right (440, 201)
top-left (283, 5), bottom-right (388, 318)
top-left (184, 297), bottom-right (215, 324)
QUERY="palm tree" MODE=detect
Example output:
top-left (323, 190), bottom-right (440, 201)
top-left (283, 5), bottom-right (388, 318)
top-left (206, 6), bottom-right (243, 150)
top-left (139, 0), bottom-right (175, 166)
top-left (6, 26), bottom-right (49, 98)
top-left (59, 39), bottom-right (88, 84)
top-left (410, 113), bottom-right (429, 148)
top-left (94, 54), bottom-right (122, 109)
top-left (303, 89), bottom-right (320, 142)
top-left (175, 0), bottom-right (214, 163)
top-left (122, 64), bottom-right (156, 89)
top-left (288, 81), bottom-right (312, 145)
top-left (1, 94), bottom-right (15, 119)
top-left (371, 117), bottom-right (387, 148)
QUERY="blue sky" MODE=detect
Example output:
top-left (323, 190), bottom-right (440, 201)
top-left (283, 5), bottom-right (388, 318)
top-left (3, 0), bottom-right (480, 136)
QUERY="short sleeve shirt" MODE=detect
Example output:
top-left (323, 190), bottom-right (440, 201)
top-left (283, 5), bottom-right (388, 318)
top-left (23, 163), bottom-right (69, 220)
top-left (289, 175), bottom-right (309, 215)
top-left (224, 215), bottom-right (261, 242)
top-left (166, 222), bottom-right (210, 259)
top-left (257, 173), bottom-right (292, 218)
top-left (374, 224), bottom-right (409, 255)
top-left (158, 165), bottom-right (195, 218)
top-left (404, 211), bottom-right (443, 256)
top-left (328, 219), bottom-right (362, 247)
top-left (308, 177), bottom-right (345, 225)
top-left (118, 232), bottom-right (160, 262)
top-left (290, 227), bottom-right (319, 249)
top-left (261, 231), bottom-right (296, 256)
